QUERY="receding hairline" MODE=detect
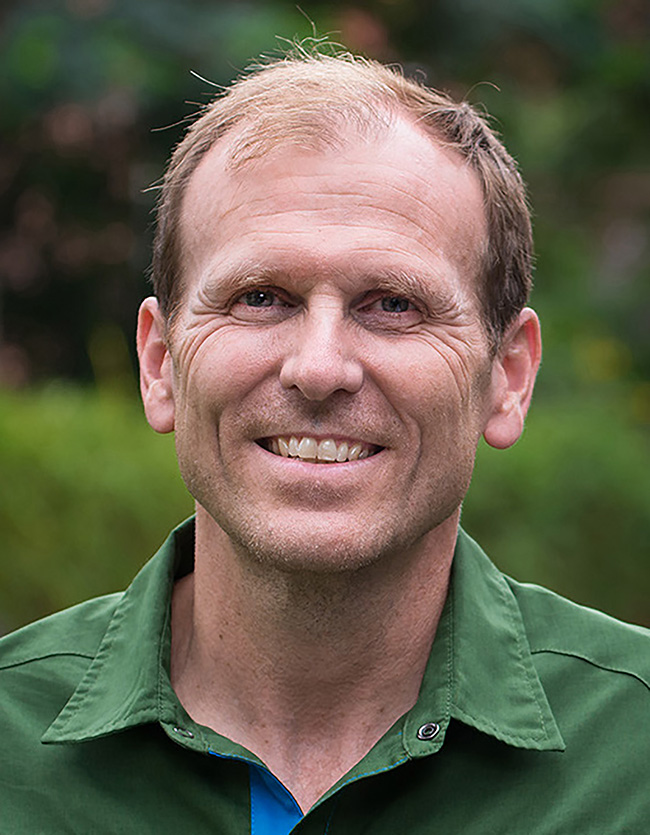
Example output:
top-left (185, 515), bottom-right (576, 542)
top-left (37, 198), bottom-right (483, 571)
top-left (170, 55), bottom-right (488, 176)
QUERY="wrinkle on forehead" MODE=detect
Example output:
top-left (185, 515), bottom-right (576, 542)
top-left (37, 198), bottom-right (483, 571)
top-left (179, 117), bottom-right (488, 301)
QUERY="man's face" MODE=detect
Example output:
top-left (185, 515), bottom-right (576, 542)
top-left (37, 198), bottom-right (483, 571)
top-left (148, 119), bottom-right (505, 571)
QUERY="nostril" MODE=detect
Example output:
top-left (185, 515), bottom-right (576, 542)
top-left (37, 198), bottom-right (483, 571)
top-left (279, 354), bottom-right (363, 400)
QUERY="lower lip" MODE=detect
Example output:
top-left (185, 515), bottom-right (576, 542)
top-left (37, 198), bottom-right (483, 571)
top-left (246, 443), bottom-right (390, 508)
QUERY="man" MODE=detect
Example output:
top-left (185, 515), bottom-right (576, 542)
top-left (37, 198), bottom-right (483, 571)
top-left (1, 52), bottom-right (648, 833)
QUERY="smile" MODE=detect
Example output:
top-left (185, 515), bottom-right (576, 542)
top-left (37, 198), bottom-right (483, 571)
top-left (259, 436), bottom-right (381, 463)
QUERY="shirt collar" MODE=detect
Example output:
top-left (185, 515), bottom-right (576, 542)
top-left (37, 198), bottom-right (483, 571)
top-left (43, 522), bottom-right (564, 754)
top-left (403, 529), bottom-right (565, 757)
top-left (42, 519), bottom-right (194, 744)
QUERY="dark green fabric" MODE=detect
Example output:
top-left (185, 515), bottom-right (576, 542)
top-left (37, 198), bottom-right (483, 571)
top-left (1, 519), bottom-right (648, 833)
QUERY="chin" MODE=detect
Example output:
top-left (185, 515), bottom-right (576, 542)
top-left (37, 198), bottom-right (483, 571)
top-left (197, 479), bottom-right (466, 576)
top-left (236, 525), bottom-right (388, 574)
top-left (202, 504), bottom-right (380, 573)
top-left (216, 507), bottom-right (448, 577)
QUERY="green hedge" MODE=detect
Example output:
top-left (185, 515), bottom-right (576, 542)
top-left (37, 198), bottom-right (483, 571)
top-left (0, 385), bottom-right (192, 632)
top-left (464, 390), bottom-right (650, 627)
top-left (1, 384), bottom-right (648, 632)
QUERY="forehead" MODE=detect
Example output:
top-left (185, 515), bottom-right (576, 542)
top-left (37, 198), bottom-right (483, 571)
top-left (179, 118), bottom-right (487, 297)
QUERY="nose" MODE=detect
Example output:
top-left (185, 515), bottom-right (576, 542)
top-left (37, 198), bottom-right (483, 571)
top-left (279, 305), bottom-right (364, 400)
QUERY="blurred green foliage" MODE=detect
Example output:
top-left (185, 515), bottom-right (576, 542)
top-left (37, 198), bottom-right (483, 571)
top-left (0, 385), bottom-right (192, 632)
top-left (0, 0), bottom-right (648, 629)
top-left (467, 387), bottom-right (650, 627)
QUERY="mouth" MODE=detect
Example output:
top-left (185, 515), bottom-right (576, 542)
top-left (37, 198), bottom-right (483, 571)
top-left (257, 435), bottom-right (383, 463)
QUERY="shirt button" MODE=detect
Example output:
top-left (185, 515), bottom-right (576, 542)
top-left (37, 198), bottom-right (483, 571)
top-left (173, 727), bottom-right (195, 738)
top-left (416, 722), bottom-right (440, 741)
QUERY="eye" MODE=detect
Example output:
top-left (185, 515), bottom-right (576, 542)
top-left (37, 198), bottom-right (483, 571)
top-left (354, 291), bottom-right (423, 331)
top-left (360, 294), bottom-right (418, 315)
top-left (241, 289), bottom-right (277, 307)
top-left (230, 286), bottom-right (296, 322)
top-left (380, 296), bottom-right (411, 313)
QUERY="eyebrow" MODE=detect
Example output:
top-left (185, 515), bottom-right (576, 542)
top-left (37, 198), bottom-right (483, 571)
top-left (201, 260), bottom-right (283, 299)
top-left (201, 259), bottom-right (465, 315)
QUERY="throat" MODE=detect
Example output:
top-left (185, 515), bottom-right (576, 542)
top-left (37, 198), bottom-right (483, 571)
top-left (171, 555), bottom-right (441, 743)
top-left (170, 508), bottom-right (454, 813)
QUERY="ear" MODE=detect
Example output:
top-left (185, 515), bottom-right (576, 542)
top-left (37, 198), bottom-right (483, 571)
top-left (137, 297), bottom-right (175, 434)
top-left (483, 307), bottom-right (542, 450)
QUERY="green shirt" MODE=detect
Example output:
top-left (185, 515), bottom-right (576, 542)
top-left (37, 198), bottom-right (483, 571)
top-left (1, 519), bottom-right (649, 833)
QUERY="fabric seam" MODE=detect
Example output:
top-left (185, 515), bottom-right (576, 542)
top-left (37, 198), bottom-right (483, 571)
top-left (499, 574), bottom-right (548, 741)
top-left (531, 647), bottom-right (650, 691)
top-left (0, 651), bottom-right (95, 672)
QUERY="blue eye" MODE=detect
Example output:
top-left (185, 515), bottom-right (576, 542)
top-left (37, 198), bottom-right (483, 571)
top-left (243, 290), bottom-right (275, 307)
top-left (381, 297), bottom-right (410, 313)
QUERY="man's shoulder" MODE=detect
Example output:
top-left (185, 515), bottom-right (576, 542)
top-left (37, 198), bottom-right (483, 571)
top-left (506, 574), bottom-right (650, 691)
top-left (0, 594), bottom-right (124, 758)
top-left (0, 592), bottom-right (122, 673)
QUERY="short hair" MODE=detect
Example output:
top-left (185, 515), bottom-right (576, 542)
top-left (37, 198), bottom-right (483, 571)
top-left (152, 50), bottom-right (533, 347)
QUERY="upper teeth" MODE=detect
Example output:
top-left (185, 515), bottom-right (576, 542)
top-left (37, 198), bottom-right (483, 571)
top-left (268, 436), bottom-right (373, 462)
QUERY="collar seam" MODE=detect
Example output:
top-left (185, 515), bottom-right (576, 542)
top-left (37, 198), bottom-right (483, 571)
top-left (451, 704), bottom-right (551, 746)
top-left (498, 573), bottom-right (552, 740)
top-left (155, 536), bottom-right (204, 744)
top-left (0, 651), bottom-right (95, 672)
top-left (42, 590), bottom-right (136, 738)
top-left (531, 647), bottom-right (650, 691)
top-left (156, 584), bottom-right (171, 720)
top-left (325, 754), bottom-right (411, 801)
top-left (48, 706), bottom-right (159, 743)
top-left (445, 581), bottom-right (454, 719)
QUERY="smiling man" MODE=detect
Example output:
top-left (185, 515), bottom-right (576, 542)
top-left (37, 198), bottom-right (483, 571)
top-left (2, 52), bottom-right (649, 833)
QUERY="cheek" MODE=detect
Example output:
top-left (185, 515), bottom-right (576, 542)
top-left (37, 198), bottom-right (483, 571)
top-left (383, 357), bottom-right (489, 459)
top-left (175, 329), bottom-right (281, 411)
top-left (372, 342), bottom-right (463, 416)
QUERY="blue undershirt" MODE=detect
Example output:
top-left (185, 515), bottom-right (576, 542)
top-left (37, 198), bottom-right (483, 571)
top-left (249, 763), bottom-right (304, 835)
top-left (208, 751), bottom-right (303, 835)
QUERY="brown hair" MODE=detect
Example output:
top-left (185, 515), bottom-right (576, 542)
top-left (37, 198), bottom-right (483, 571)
top-left (151, 50), bottom-right (533, 347)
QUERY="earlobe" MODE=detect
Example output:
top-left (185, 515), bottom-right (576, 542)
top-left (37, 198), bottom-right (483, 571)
top-left (483, 308), bottom-right (542, 450)
top-left (137, 297), bottom-right (175, 434)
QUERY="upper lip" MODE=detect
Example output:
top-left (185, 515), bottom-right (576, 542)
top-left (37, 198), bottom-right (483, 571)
top-left (261, 432), bottom-right (381, 445)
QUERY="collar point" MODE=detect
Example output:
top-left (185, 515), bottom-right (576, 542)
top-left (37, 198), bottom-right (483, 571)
top-left (452, 706), bottom-right (566, 753)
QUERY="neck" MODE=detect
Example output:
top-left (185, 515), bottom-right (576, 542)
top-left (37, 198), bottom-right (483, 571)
top-left (170, 505), bottom-right (459, 811)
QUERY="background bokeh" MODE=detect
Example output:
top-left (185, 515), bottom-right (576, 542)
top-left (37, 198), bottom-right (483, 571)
top-left (0, 0), bottom-right (648, 632)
